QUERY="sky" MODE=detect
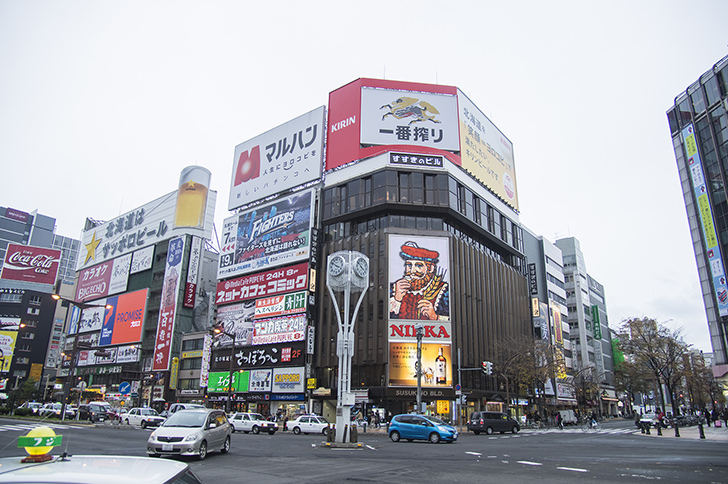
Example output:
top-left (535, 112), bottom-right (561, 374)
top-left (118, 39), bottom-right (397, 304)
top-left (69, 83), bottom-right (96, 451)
top-left (1, 1), bottom-right (727, 352)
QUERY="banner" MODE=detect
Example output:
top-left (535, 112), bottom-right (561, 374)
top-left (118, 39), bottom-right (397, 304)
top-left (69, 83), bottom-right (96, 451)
top-left (152, 236), bottom-right (186, 371)
top-left (184, 237), bottom-right (202, 308)
top-left (216, 262), bottom-right (308, 305)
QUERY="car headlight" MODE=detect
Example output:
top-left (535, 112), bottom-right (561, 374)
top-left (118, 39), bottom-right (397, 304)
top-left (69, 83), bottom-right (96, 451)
top-left (184, 433), bottom-right (200, 442)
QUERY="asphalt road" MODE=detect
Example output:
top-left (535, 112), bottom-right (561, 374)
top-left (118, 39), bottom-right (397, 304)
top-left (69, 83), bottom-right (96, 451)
top-left (0, 417), bottom-right (725, 483)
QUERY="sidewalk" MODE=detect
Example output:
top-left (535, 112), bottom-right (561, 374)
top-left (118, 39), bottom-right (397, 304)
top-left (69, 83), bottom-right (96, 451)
top-left (635, 424), bottom-right (728, 441)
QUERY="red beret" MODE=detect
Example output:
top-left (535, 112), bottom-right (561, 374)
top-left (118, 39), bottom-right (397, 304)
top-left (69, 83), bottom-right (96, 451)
top-left (400, 241), bottom-right (439, 263)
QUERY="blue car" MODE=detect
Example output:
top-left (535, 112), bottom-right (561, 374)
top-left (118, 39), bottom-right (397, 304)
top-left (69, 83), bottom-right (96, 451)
top-left (388, 414), bottom-right (458, 443)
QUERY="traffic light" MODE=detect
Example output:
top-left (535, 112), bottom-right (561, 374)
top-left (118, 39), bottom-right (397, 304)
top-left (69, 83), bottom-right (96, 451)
top-left (481, 361), bottom-right (493, 375)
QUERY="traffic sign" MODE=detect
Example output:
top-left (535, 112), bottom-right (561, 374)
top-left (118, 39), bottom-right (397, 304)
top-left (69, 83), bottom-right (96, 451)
top-left (119, 382), bottom-right (131, 395)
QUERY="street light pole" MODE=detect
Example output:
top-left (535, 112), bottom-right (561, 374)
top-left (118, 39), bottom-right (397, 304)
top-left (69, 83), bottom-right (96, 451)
top-left (415, 324), bottom-right (424, 414)
top-left (212, 324), bottom-right (235, 414)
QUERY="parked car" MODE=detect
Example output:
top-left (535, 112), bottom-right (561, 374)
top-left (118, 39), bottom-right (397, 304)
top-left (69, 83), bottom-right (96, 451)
top-left (229, 412), bottom-right (278, 434)
top-left (38, 403), bottom-right (75, 419)
top-left (17, 401), bottom-right (43, 414)
top-left (289, 415), bottom-right (332, 435)
top-left (124, 407), bottom-right (166, 428)
top-left (0, 454), bottom-right (204, 484)
top-left (147, 408), bottom-right (231, 460)
top-left (468, 411), bottom-right (520, 435)
top-left (166, 403), bottom-right (206, 416)
top-left (388, 414), bottom-right (458, 443)
top-left (77, 402), bottom-right (117, 422)
top-left (639, 412), bottom-right (659, 428)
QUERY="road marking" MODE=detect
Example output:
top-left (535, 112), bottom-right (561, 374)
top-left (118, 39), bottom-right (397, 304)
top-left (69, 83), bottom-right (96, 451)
top-left (465, 451), bottom-right (482, 456)
top-left (517, 461), bottom-right (543, 466)
top-left (557, 467), bottom-right (588, 473)
top-left (366, 445), bottom-right (376, 450)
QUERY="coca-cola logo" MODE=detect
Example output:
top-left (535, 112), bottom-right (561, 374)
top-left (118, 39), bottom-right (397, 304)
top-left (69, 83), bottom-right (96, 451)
top-left (7, 251), bottom-right (58, 274)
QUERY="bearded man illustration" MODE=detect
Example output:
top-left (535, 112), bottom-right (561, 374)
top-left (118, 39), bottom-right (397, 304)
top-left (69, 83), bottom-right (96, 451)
top-left (390, 241), bottom-right (449, 320)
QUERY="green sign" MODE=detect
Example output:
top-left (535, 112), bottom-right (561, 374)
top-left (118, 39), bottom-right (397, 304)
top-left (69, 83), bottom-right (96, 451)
top-left (18, 435), bottom-right (62, 448)
top-left (208, 370), bottom-right (249, 393)
top-left (591, 305), bottom-right (602, 340)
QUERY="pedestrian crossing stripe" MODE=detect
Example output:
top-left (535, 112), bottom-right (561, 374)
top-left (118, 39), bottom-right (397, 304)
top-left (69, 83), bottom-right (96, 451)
top-left (0, 423), bottom-right (77, 432)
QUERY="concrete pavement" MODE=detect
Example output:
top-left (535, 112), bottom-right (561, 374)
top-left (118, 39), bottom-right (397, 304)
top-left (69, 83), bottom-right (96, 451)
top-left (636, 423), bottom-right (728, 441)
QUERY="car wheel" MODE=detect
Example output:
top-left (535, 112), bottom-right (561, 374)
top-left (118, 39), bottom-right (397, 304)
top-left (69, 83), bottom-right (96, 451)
top-left (268, 430), bottom-right (276, 435)
top-left (221, 436), bottom-right (230, 454)
top-left (125, 419), bottom-right (130, 425)
top-left (141, 420), bottom-right (147, 429)
top-left (511, 426), bottom-right (519, 434)
top-left (429, 432), bottom-right (441, 444)
top-left (252, 426), bottom-right (260, 435)
top-left (473, 431), bottom-right (480, 436)
top-left (390, 431), bottom-right (401, 442)
top-left (485, 427), bottom-right (494, 435)
top-left (231, 427), bottom-right (235, 433)
top-left (198, 441), bottom-right (207, 461)
top-left (321, 428), bottom-right (328, 436)
top-left (293, 427), bottom-right (301, 435)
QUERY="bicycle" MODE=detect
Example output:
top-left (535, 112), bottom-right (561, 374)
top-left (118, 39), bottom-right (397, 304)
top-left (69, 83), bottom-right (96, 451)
top-left (526, 420), bottom-right (549, 431)
top-left (581, 419), bottom-right (601, 432)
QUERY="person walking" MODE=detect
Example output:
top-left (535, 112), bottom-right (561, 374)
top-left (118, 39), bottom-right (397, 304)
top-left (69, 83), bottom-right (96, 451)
top-left (556, 411), bottom-right (563, 430)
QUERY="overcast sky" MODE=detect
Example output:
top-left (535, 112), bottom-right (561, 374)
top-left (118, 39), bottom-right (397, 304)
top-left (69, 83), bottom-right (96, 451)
top-left (2, 1), bottom-right (726, 351)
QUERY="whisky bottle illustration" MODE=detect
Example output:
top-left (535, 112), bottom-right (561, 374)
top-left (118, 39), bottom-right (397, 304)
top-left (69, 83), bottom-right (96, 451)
top-left (435, 347), bottom-right (447, 384)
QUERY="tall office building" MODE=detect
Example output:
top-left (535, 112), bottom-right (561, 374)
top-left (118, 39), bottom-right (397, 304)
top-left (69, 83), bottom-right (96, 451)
top-left (667, 54), bottom-right (728, 371)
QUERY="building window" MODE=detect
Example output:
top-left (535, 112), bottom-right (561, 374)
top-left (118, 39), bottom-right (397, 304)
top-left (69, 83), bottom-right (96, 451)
top-left (29, 296), bottom-right (42, 306)
top-left (0, 293), bottom-right (22, 303)
top-left (26, 308), bottom-right (39, 316)
top-left (19, 332), bottom-right (35, 340)
top-left (182, 339), bottom-right (204, 352)
top-left (177, 379), bottom-right (199, 390)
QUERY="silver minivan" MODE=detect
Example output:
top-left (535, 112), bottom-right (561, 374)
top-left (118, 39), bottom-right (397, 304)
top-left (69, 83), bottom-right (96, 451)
top-left (147, 408), bottom-right (231, 460)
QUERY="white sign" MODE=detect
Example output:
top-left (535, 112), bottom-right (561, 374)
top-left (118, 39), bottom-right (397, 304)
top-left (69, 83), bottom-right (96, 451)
top-left (130, 246), bottom-right (155, 274)
top-left (360, 87), bottom-right (459, 151)
top-left (229, 106), bottom-right (325, 210)
top-left (272, 366), bottom-right (305, 394)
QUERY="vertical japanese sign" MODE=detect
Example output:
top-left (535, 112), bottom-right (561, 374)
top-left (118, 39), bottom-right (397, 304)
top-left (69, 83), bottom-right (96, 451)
top-left (683, 124), bottom-right (728, 317)
top-left (200, 334), bottom-right (212, 388)
top-left (184, 236), bottom-right (202, 308)
top-left (152, 236), bottom-right (186, 371)
top-left (551, 303), bottom-right (563, 345)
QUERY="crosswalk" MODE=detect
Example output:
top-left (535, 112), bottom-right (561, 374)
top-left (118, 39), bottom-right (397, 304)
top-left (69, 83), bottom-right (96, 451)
top-left (522, 427), bottom-right (636, 436)
top-left (0, 422), bottom-right (84, 433)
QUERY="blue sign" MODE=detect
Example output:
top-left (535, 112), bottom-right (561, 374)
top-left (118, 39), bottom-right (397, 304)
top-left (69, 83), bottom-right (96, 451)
top-left (119, 381), bottom-right (131, 395)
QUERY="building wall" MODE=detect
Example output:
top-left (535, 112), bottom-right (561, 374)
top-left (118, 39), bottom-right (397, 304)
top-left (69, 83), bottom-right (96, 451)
top-left (667, 54), bottom-right (728, 367)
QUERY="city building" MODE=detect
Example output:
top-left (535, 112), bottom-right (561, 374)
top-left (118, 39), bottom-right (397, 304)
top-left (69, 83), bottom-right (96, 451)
top-left (556, 237), bottom-right (615, 415)
top-left (215, 78), bottom-right (531, 423)
top-left (667, 54), bottom-right (728, 378)
top-left (522, 227), bottom-right (573, 409)
top-left (0, 206), bottom-right (80, 398)
top-left (57, 166), bottom-right (218, 409)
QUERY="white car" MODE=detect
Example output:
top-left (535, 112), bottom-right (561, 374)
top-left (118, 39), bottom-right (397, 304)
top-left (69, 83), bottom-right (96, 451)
top-left (289, 415), bottom-right (333, 435)
top-left (124, 407), bottom-right (166, 428)
top-left (38, 403), bottom-right (75, 419)
top-left (17, 401), bottom-right (43, 414)
top-left (229, 412), bottom-right (278, 434)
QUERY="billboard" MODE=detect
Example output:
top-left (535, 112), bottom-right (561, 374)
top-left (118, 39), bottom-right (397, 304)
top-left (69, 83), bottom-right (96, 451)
top-left (216, 262), bottom-right (308, 306)
top-left (228, 106), bottom-right (326, 210)
top-left (218, 189), bottom-right (315, 279)
top-left (77, 182), bottom-right (216, 271)
top-left (99, 288), bottom-right (148, 346)
top-left (207, 370), bottom-right (250, 393)
top-left (388, 234), bottom-right (450, 322)
top-left (361, 87), bottom-right (459, 151)
top-left (253, 314), bottom-right (306, 346)
top-left (254, 291), bottom-right (307, 319)
top-left (0, 331), bottom-right (18, 372)
top-left (387, 234), bottom-right (452, 388)
top-left (1, 244), bottom-right (61, 285)
top-left (215, 302), bottom-right (255, 348)
top-left (152, 236), bottom-right (186, 371)
top-left (184, 237), bottom-right (202, 308)
top-left (326, 79), bottom-right (459, 172)
top-left (75, 253), bottom-right (132, 302)
top-left (130, 245), bottom-right (155, 274)
top-left (272, 366), bottom-right (305, 394)
top-left (683, 124), bottom-right (728, 317)
top-left (457, 90), bottom-right (518, 211)
top-left (210, 342), bottom-right (305, 371)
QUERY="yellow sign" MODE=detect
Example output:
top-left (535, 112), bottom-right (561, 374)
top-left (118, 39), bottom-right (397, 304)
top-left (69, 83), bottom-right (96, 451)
top-left (531, 297), bottom-right (540, 317)
top-left (436, 400), bottom-right (450, 414)
top-left (181, 350), bottom-right (203, 359)
top-left (170, 357), bottom-right (179, 390)
top-left (307, 378), bottom-right (317, 389)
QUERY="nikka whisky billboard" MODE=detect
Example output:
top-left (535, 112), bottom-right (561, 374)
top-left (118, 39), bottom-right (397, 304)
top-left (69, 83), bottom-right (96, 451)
top-left (387, 234), bottom-right (452, 388)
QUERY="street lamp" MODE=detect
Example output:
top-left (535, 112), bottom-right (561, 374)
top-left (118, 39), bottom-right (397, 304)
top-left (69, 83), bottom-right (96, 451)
top-left (212, 323), bottom-right (235, 414)
top-left (415, 324), bottom-right (424, 414)
top-left (52, 293), bottom-right (111, 422)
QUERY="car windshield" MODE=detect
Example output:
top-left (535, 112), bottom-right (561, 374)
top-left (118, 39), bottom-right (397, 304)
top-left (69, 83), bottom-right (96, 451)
top-left (163, 411), bottom-right (207, 428)
top-left (251, 414), bottom-right (265, 420)
top-left (141, 408), bottom-right (159, 416)
top-left (425, 416), bottom-right (447, 426)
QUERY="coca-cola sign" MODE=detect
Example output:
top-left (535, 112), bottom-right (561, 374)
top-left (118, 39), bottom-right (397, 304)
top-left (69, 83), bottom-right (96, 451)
top-left (1, 244), bottom-right (61, 285)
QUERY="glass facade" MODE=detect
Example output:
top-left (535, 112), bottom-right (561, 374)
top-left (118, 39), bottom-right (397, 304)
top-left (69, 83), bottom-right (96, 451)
top-left (668, 54), bottom-right (728, 365)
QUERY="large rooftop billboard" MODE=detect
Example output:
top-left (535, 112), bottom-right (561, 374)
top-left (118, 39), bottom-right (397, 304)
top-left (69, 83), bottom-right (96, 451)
top-left (228, 106), bottom-right (325, 210)
top-left (1, 244), bottom-right (61, 285)
top-left (326, 78), bottom-right (519, 211)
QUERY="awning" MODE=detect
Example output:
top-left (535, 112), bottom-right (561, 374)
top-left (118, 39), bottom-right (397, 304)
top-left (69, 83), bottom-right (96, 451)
top-left (602, 397), bottom-right (619, 402)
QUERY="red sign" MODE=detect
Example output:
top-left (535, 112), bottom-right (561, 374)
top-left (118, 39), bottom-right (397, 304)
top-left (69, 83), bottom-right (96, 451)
top-left (4, 208), bottom-right (29, 223)
top-left (100, 289), bottom-right (148, 346)
top-left (75, 261), bottom-right (113, 302)
top-left (1, 244), bottom-right (61, 285)
top-left (216, 263), bottom-right (309, 305)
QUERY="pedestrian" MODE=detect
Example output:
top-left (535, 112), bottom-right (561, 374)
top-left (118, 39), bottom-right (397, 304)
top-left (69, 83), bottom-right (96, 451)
top-left (704, 408), bottom-right (711, 427)
top-left (556, 411), bottom-right (563, 430)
